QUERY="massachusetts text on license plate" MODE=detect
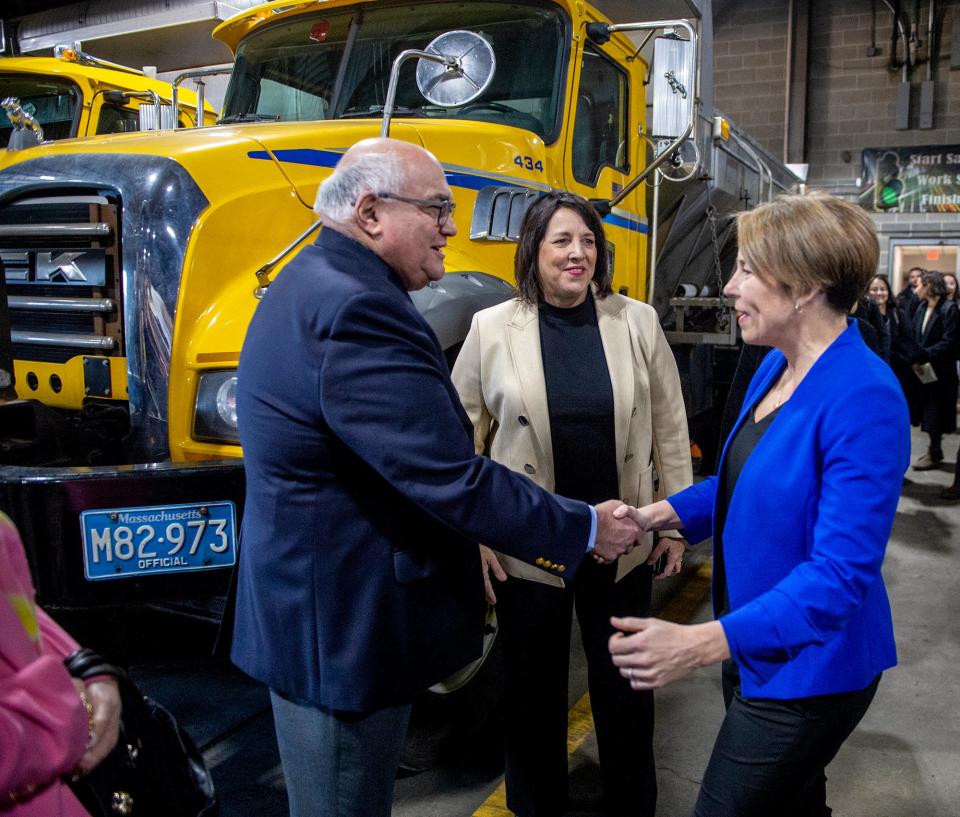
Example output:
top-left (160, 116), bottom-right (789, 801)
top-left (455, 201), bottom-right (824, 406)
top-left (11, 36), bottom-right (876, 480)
top-left (80, 501), bottom-right (237, 581)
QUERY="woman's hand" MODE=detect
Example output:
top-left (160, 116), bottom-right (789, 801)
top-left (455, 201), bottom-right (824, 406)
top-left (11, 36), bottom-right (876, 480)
top-left (73, 678), bottom-right (122, 775)
top-left (479, 545), bottom-right (507, 605)
top-left (609, 617), bottom-right (730, 690)
top-left (647, 536), bottom-right (687, 580)
top-left (612, 499), bottom-right (683, 539)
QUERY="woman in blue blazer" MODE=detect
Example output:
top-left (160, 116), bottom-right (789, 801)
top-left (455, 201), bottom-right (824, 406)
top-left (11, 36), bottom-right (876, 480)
top-left (608, 193), bottom-right (910, 816)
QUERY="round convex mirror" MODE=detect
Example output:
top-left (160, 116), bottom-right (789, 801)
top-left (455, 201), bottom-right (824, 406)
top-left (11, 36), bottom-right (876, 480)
top-left (658, 138), bottom-right (700, 183)
top-left (416, 30), bottom-right (496, 107)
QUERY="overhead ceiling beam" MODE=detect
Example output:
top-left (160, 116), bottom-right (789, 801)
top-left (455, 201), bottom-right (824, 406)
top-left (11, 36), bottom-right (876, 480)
top-left (17, 1), bottom-right (252, 54)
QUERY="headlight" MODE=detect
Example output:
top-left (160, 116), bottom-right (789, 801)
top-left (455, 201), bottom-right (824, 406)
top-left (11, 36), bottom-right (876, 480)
top-left (193, 370), bottom-right (239, 443)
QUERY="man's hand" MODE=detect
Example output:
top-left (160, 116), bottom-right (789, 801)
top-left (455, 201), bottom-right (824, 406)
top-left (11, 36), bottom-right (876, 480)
top-left (593, 499), bottom-right (641, 562)
top-left (479, 544), bottom-right (507, 604)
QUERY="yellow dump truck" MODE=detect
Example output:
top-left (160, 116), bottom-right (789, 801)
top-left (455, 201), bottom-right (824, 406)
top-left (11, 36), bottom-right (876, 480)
top-left (1, 47), bottom-right (216, 148)
top-left (0, 0), bottom-right (794, 619)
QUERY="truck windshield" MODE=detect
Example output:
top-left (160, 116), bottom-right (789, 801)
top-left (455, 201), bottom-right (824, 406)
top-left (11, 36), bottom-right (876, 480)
top-left (221, 1), bottom-right (567, 140)
top-left (0, 74), bottom-right (80, 144)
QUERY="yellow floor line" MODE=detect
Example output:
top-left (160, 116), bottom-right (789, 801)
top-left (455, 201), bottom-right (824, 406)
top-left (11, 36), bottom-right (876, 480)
top-left (472, 561), bottom-right (713, 817)
top-left (471, 694), bottom-right (598, 817)
top-left (471, 782), bottom-right (512, 817)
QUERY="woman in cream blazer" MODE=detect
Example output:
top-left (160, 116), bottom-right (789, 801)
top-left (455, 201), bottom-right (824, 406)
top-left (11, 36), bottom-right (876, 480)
top-left (451, 192), bottom-right (692, 817)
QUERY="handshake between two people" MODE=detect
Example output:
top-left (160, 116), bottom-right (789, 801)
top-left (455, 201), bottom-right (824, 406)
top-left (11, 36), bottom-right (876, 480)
top-left (479, 499), bottom-right (685, 605)
top-left (592, 499), bottom-right (684, 576)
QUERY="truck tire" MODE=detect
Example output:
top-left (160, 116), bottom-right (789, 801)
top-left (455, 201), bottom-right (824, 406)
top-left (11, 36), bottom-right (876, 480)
top-left (400, 607), bottom-right (504, 773)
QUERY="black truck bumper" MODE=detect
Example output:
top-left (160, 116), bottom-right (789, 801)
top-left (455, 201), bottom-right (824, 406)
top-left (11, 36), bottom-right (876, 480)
top-left (0, 458), bottom-right (244, 613)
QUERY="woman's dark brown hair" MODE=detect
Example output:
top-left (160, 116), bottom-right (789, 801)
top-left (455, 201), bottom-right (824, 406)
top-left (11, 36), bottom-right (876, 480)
top-left (869, 274), bottom-right (894, 308)
top-left (943, 272), bottom-right (958, 301)
top-left (920, 269), bottom-right (947, 298)
top-left (514, 192), bottom-right (612, 304)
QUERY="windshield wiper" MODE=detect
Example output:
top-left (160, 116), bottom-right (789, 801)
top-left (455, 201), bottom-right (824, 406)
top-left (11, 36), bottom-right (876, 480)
top-left (217, 112), bottom-right (281, 124)
top-left (337, 105), bottom-right (425, 119)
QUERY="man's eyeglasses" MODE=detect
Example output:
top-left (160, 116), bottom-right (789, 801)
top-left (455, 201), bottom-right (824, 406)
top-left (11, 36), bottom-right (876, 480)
top-left (377, 192), bottom-right (456, 227)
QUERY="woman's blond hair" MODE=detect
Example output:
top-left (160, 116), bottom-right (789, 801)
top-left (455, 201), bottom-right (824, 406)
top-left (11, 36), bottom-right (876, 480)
top-left (736, 192), bottom-right (879, 312)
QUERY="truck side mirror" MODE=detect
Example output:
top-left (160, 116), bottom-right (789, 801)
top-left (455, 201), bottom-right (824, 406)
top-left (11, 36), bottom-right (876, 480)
top-left (381, 29), bottom-right (496, 138)
top-left (650, 33), bottom-right (694, 142)
top-left (137, 102), bottom-right (176, 130)
top-left (586, 19), bottom-right (698, 212)
top-left (415, 30), bottom-right (495, 107)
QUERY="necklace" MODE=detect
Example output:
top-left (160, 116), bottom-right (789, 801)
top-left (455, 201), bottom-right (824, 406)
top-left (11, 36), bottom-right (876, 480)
top-left (773, 373), bottom-right (793, 408)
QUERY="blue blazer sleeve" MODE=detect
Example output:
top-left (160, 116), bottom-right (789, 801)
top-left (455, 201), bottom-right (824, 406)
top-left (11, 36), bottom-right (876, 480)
top-left (666, 477), bottom-right (717, 545)
top-left (668, 347), bottom-right (779, 546)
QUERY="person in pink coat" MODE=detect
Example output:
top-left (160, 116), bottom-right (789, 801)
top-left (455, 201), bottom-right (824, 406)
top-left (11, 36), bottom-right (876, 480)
top-left (1, 512), bottom-right (121, 815)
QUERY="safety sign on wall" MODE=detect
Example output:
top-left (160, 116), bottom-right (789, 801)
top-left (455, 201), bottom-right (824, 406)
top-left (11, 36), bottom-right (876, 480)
top-left (860, 146), bottom-right (960, 213)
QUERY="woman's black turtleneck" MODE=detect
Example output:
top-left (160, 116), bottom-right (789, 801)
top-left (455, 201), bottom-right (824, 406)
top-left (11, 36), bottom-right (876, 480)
top-left (538, 294), bottom-right (618, 506)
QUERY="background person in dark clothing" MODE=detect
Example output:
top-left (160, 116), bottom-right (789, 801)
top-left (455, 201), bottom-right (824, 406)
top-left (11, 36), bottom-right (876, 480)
top-left (910, 270), bottom-right (959, 470)
top-left (869, 274), bottom-right (922, 424)
top-left (851, 294), bottom-right (889, 361)
top-left (942, 454), bottom-right (960, 500)
top-left (935, 271), bottom-right (960, 497)
top-left (943, 448), bottom-right (960, 499)
top-left (944, 272), bottom-right (958, 304)
top-left (897, 265), bottom-right (923, 318)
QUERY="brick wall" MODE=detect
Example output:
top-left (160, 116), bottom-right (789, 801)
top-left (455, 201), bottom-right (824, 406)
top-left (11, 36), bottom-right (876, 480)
top-left (714, 0), bottom-right (960, 182)
top-left (713, 0), bottom-right (960, 280)
top-left (713, 1), bottom-right (789, 161)
top-left (806, 0), bottom-right (960, 189)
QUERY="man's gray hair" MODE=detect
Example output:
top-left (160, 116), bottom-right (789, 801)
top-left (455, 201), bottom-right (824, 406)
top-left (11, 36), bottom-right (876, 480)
top-left (314, 151), bottom-right (407, 221)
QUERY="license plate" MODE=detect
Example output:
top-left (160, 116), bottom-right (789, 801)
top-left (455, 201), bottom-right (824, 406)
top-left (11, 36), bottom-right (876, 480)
top-left (80, 501), bottom-right (237, 581)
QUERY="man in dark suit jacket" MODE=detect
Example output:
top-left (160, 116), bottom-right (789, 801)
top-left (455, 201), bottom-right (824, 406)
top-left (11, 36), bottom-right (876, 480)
top-left (231, 138), bottom-right (639, 817)
top-left (896, 265), bottom-right (923, 318)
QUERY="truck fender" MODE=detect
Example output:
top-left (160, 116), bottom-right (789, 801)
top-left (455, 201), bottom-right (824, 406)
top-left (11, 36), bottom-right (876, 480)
top-left (409, 271), bottom-right (514, 360)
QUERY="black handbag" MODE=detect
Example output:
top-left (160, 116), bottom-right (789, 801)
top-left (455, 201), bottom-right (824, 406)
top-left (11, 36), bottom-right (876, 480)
top-left (66, 649), bottom-right (218, 817)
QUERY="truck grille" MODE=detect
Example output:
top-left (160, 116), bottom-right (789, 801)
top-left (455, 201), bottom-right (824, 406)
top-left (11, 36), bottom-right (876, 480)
top-left (0, 194), bottom-right (123, 364)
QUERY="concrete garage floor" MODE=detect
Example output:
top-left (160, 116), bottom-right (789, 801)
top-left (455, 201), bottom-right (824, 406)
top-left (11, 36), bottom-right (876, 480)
top-left (126, 426), bottom-right (959, 817)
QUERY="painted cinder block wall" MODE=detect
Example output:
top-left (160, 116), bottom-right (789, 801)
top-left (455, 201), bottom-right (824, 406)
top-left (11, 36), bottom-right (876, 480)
top-left (712, 0), bottom-right (960, 281)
